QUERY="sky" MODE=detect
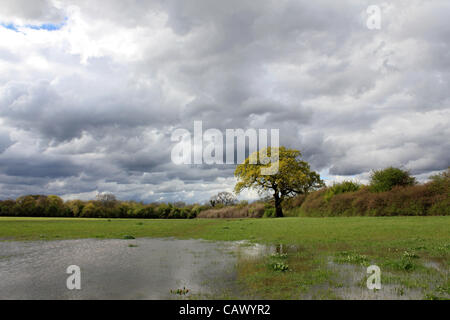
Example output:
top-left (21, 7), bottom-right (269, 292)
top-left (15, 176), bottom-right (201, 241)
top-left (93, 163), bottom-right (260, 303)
top-left (0, 0), bottom-right (449, 203)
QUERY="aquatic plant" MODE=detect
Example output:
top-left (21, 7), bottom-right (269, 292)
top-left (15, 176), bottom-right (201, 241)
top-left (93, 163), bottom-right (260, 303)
top-left (334, 251), bottom-right (369, 266)
top-left (270, 262), bottom-right (289, 272)
top-left (170, 287), bottom-right (190, 295)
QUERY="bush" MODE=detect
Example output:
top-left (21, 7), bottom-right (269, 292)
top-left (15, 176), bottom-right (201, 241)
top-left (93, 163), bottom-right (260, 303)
top-left (428, 168), bottom-right (450, 194)
top-left (369, 167), bottom-right (416, 192)
top-left (282, 194), bottom-right (306, 210)
top-left (248, 203), bottom-right (265, 217)
top-left (263, 207), bottom-right (276, 218)
top-left (324, 181), bottom-right (361, 202)
top-left (428, 197), bottom-right (450, 216)
top-left (237, 200), bottom-right (249, 208)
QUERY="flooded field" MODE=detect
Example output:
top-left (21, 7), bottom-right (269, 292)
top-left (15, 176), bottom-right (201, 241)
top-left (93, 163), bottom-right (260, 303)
top-left (0, 238), bottom-right (247, 299)
top-left (0, 238), bottom-right (447, 299)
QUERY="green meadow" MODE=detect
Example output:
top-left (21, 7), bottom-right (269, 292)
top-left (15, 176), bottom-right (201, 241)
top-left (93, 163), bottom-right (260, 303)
top-left (1, 216), bottom-right (449, 299)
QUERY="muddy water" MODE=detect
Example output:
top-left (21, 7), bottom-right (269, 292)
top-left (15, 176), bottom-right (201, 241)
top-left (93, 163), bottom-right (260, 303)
top-left (0, 238), bottom-right (247, 299)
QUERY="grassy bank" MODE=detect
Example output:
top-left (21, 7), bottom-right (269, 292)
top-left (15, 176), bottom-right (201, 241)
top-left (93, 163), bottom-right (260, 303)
top-left (1, 216), bottom-right (449, 299)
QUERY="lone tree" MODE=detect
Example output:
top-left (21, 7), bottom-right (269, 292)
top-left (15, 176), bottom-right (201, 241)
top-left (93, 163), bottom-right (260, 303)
top-left (209, 191), bottom-right (237, 207)
top-left (234, 147), bottom-right (323, 217)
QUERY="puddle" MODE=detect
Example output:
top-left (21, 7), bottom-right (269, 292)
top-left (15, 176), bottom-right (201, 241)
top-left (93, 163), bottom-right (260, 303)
top-left (0, 238), bottom-right (246, 300)
top-left (302, 258), bottom-right (447, 300)
top-left (229, 241), bottom-right (298, 259)
top-left (423, 260), bottom-right (447, 274)
top-left (324, 260), bottom-right (424, 300)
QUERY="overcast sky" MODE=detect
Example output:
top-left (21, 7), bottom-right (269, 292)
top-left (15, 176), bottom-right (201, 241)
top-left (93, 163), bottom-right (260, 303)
top-left (0, 0), bottom-right (449, 203)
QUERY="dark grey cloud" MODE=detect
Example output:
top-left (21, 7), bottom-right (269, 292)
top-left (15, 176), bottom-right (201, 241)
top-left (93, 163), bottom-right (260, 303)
top-left (0, 156), bottom-right (81, 178)
top-left (0, 129), bottom-right (13, 153)
top-left (0, 0), bottom-right (449, 202)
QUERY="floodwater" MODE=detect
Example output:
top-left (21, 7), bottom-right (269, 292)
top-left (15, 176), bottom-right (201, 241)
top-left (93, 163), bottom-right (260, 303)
top-left (0, 239), bottom-right (445, 299)
top-left (302, 258), bottom-right (448, 300)
top-left (0, 238), bottom-right (252, 299)
top-left (319, 261), bottom-right (425, 300)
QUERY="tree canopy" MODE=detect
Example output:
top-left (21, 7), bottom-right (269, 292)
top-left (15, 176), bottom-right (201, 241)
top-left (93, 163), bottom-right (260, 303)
top-left (234, 147), bottom-right (323, 217)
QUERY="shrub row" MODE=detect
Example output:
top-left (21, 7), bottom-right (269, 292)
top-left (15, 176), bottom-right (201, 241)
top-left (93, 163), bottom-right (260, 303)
top-left (197, 202), bottom-right (267, 218)
top-left (295, 181), bottom-right (449, 217)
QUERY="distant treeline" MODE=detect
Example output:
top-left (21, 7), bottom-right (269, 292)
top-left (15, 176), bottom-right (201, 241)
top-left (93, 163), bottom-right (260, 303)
top-left (0, 194), bottom-right (208, 219)
top-left (1, 167), bottom-right (449, 219)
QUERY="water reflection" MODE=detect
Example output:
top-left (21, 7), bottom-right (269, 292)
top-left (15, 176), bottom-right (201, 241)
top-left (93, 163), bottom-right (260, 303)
top-left (230, 241), bottom-right (298, 259)
top-left (0, 238), bottom-right (241, 300)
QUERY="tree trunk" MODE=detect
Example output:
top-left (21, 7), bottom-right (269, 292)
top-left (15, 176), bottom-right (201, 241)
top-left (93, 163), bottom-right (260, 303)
top-left (273, 193), bottom-right (283, 217)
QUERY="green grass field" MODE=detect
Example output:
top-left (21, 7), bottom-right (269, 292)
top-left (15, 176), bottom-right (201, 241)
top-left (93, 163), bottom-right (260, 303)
top-left (1, 216), bottom-right (449, 299)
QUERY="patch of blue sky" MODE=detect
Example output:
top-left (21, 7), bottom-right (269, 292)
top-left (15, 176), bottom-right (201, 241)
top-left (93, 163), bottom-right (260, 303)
top-left (1, 17), bottom-right (67, 32)
top-left (0, 22), bottom-right (19, 32)
top-left (26, 21), bottom-right (66, 31)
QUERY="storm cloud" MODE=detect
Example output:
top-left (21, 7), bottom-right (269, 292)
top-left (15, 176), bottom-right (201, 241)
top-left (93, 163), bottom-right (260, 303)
top-left (0, 0), bottom-right (449, 202)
